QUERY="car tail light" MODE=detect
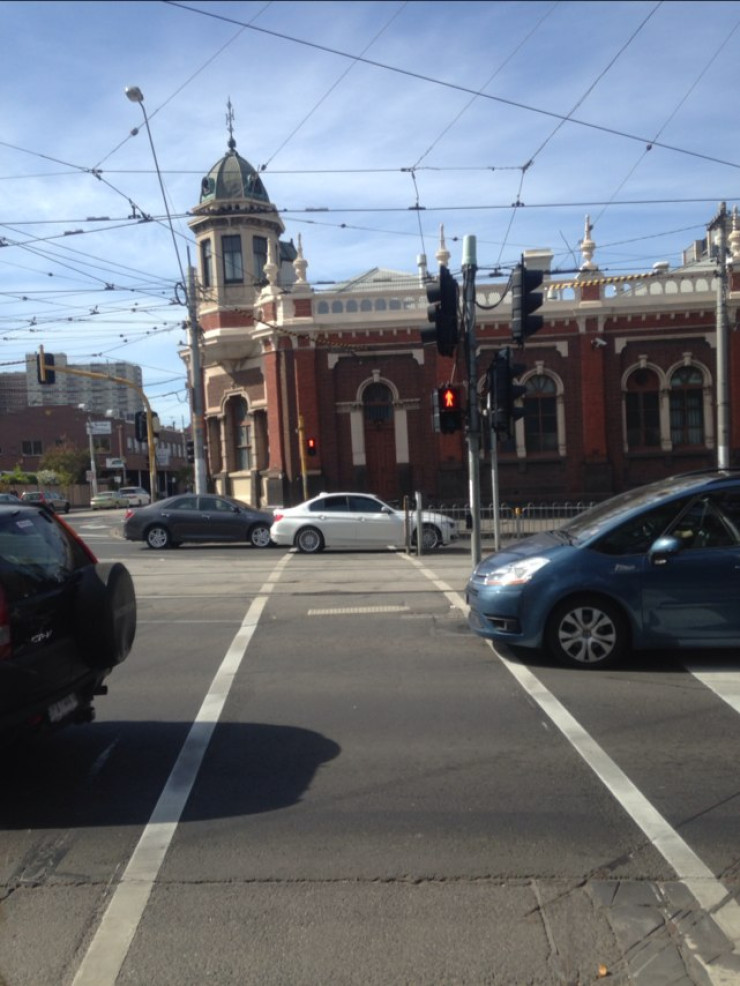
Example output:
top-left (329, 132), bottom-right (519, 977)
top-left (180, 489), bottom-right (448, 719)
top-left (0, 585), bottom-right (11, 661)
top-left (272, 511), bottom-right (283, 523)
top-left (124, 509), bottom-right (134, 521)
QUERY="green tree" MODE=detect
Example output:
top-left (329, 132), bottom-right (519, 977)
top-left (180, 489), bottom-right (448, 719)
top-left (0, 465), bottom-right (36, 489)
top-left (39, 442), bottom-right (89, 486)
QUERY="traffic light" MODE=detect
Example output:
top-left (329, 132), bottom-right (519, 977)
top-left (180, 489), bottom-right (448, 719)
top-left (511, 260), bottom-right (544, 346)
top-left (134, 410), bottom-right (147, 443)
top-left (186, 440), bottom-right (195, 463)
top-left (489, 349), bottom-right (527, 438)
top-left (423, 266), bottom-right (459, 357)
top-left (36, 351), bottom-right (55, 385)
top-left (306, 436), bottom-right (318, 457)
top-left (437, 384), bottom-right (463, 434)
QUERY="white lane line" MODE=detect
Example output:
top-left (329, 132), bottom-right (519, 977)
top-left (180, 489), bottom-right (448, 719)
top-left (499, 654), bottom-right (740, 952)
top-left (686, 665), bottom-right (740, 716)
top-left (72, 553), bottom-right (293, 986)
top-left (401, 552), bottom-right (740, 967)
top-left (308, 605), bottom-right (409, 616)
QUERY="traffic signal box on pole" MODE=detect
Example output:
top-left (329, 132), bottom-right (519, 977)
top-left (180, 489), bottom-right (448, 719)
top-left (511, 260), bottom-right (544, 346)
top-left (134, 410), bottom-right (147, 443)
top-left (36, 350), bottom-right (56, 385)
top-left (306, 436), bottom-right (318, 457)
top-left (422, 266), bottom-right (460, 357)
top-left (433, 384), bottom-right (463, 434)
top-left (489, 349), bottom-right (526, 438)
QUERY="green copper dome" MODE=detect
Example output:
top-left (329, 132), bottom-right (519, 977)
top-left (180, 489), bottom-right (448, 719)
top-left (200, 138), bottom-right (270, 205)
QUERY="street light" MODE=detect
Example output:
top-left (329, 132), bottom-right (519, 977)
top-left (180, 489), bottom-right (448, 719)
top-left (125, 85), bottom-right (207, 496)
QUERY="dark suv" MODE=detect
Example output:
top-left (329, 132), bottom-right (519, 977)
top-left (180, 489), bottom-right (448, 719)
top-left (0, 502), bottom-right (136, 740)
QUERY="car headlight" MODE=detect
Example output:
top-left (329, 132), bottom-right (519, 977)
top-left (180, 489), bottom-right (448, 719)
top-left (480, 556), bottom-right (550, 586)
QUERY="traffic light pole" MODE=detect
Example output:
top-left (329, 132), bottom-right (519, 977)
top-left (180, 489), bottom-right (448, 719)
top-left (37, 347), bottom-right (158, 501)
top-left (487, 389), bottom-right (501, 553)
top-left (462, 236), bottom-right (482, 567)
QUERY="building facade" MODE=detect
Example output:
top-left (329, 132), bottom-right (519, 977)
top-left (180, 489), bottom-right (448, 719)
top-left (0, 404), bottom-right (187, 498)
top-left (25, 354), bottom-right (144, 421)
top-left (187, 133), bottom-right (740, 510)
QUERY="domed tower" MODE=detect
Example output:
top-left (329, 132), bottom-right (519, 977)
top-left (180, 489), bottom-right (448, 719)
top-left (188, 103), bottom-right (289, 361)
top-left (186, 104), bottom-right (298, 506)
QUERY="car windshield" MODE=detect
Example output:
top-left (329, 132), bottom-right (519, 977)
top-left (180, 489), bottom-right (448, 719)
top-left (560, 474), bottom-right (723, 543)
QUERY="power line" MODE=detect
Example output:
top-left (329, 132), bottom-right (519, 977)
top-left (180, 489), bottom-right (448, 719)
top-left (166, 0), bottom-right (740, 173)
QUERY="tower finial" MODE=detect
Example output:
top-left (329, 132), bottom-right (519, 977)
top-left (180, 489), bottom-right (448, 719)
top-left (226, 98), bottom-right (236, 151)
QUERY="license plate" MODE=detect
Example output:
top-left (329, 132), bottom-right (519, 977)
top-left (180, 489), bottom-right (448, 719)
top-left (48, 694), bottom-right (78, 723)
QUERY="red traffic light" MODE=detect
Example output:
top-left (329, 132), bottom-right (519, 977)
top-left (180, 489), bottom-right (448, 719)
top-left (306, 436), bottom-right (318, 456)
top-left (441, 386), bottom-right (459, 409)
top-left (436, 385), bottom-right (463, 433)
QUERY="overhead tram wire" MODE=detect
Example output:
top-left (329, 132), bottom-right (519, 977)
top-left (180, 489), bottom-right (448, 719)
top-left (590, 14), bottom-right (740, 234)
top-left (166, 0), bottom-right (740, 173)
top-left (259, 1), bottom-right (409, 172)
top-left (494, 0), bottom-right (661, 265)
top-left (526, 1), bottom-right (663, 166)
top-left (93, 1), bottom-right (272, 170)
top-left (410, 0), bottom-right (559, 170)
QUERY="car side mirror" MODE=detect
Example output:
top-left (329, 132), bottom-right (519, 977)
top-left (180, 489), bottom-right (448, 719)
top-left (648, 535), bottom-right (682, 566)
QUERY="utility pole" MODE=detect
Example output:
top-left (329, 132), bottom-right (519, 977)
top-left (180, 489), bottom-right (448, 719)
top-left (462, 235), bottom-right (481, 566)
top-left (709, 203), bottom-right (730, 469)
top-left (186, 258), bottom-right (208, 494)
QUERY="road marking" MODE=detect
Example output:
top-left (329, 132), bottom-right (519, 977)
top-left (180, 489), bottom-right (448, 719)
top-left (71, 552), bottom-right (293, 986)
top-left (686, 665), bottom-right (740, 716)
top-left (402, 552), bottom-right (740, 980)
top-left (308, 605), bottom-right (409, 616)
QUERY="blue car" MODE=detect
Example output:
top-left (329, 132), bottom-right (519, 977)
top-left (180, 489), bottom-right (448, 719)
top-left (466, 470), bottom-right (740, 669)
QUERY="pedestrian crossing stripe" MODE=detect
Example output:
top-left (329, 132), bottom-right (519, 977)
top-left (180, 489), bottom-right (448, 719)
top-left (307, 605), bottom-right (409, 616)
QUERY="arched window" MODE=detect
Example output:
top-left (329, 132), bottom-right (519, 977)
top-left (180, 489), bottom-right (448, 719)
top-left (231, 397), bottom-right (251, 470)
top-left (626, 368), bottom-right (660, 449)
top-left (363, 382), bottom-right (393, 425)
top-left (524, 374), bottom-right (557, 453)
top-left (670, 366), bottom-right (704, 446)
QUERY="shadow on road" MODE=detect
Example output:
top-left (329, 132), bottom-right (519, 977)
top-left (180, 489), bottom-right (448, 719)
top-left (0, 721), bottom-right (341, 829)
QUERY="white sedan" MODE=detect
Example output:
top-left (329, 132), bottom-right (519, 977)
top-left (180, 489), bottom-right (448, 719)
top-left (270, 492), bottom-right (457, 553)
top-left (119, 486), bottom-right (151, 507)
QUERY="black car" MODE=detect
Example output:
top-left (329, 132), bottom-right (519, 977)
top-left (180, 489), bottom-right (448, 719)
top-left (0, 502), bottom-right (136, 740)
top-left (123, 493), bottom-right (274, 549)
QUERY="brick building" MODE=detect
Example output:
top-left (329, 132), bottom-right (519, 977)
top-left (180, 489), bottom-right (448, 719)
top-left (0, 404), bottom-right (187, 499)
top-left (187, 130), bottom-right (740, 509)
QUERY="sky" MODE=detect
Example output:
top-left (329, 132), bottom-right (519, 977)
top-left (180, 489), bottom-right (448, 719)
top-left (2, 0), bottom-right (740, 428)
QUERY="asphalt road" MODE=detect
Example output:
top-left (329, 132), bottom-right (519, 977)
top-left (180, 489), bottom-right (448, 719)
top-left (2, 511), bottom-right (740, 985)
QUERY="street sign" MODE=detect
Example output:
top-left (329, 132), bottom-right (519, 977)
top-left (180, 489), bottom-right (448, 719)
top-left (106, 457), bottom-right (126, 468)
top-left (87, 421), bottom-right (112, 435)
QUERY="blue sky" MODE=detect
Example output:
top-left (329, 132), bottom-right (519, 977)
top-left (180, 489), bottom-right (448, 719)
top-left (2, 0), bottom-right (740, 426)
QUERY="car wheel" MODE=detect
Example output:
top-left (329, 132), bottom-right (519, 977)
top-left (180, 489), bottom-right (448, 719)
top-left (545, 595), bottom-right (628, 669)
top-left (74, 562), bottom-right (137, 669)
top-left (295, 526), bottom-right (324, 554)
top-left (248, 523), bottom-right (272, 548)
top-left (146, 525), bottom-right (171, 550)
top-left (413, 524), bottom-right (442, 551)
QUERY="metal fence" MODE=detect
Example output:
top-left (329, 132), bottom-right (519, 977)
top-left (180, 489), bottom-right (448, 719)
top-left (431, 501), bottom-right (597, 540)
